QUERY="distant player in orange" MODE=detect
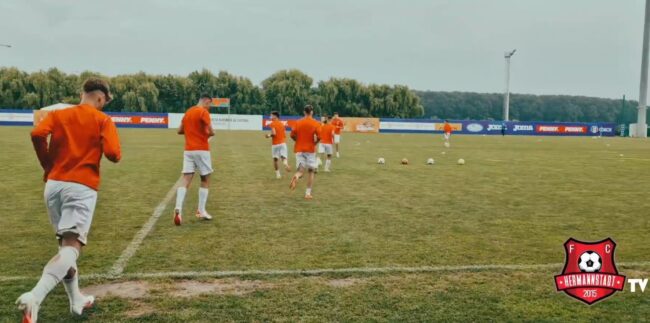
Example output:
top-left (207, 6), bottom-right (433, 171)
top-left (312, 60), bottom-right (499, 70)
top-left (319, 116), bottom-right (336, 172)
top-left (265, 111), bottom-right (291, 178)
top-left (331, 112), bottom-right (344, 158)
top-left (174, 94), bottom-right (215, 225)
top-left (443, 120), bottom-right (453, 145)
top-left (289, 105), bottom-right (321, 199)
top-left (19, 78), bottom-right (121, 322)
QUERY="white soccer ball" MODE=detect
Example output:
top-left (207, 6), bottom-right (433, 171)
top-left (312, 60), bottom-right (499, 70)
top-left (426, 158), bottom-right (435, 165)
top-left (578, 251), bottom-right (602, 273)
top-left (441, 151), bottom-right (446, 155)
top-left (377, 157), bottom-right (385, 164)
top-left (457, 158), bottom-right (465, 165)
top-left (444, 142), bottom-right (450, 148)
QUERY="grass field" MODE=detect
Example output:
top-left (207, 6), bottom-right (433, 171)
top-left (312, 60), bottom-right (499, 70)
top-left (1, 126), bottom-right (649, 322)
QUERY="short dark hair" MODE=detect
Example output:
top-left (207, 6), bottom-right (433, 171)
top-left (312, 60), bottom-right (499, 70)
top-left (83, 78), bottom-right (112, 101)
top-left (200, 94), bottom-right (212, 100)
top-left (271, 111), bottom-right (280, 118)
top-left (304, 105), bottom-right (313, 115)
top-left (333, 112), bottom-right (339, 115)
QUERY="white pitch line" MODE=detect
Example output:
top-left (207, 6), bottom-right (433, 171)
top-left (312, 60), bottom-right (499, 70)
top-left (107, 175), bottom-right (184, 277)
top-left (3, 261), bottom-right (649, 282)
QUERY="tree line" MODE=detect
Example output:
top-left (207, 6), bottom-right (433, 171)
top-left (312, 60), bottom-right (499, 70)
top-left (0, 66), bottom-right (643, 123)
top-left (0, 67), bottom-right (423, 118)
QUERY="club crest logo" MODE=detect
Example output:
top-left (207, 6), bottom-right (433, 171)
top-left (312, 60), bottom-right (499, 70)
top-left (555, 238), bottom-right (626, 305)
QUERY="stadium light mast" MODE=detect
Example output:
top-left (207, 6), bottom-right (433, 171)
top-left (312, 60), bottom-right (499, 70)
top-left (636, 0), bottom-right (650, 138)
top-left (503, 49), bottom-right (516, 121)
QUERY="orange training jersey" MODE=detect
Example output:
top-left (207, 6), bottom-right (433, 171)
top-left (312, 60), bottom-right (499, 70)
top-left (331, 118), bottom-right (344, 134)
top-left (183, 106), bottom-right (212, 151)
top-left (443, 123), bottom-right (452, 133)
top-left (291, 117), bottom-right (321, 153)
top-left (320, 123), bottom-right (335, 144)
top-left (31, 104), bottom-right (121, 191)
top-left (270, 120), bottom-right (286, 145)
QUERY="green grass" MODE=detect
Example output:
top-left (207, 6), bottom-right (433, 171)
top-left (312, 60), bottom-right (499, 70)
top-left (1, 126), bottom-right (649, 321)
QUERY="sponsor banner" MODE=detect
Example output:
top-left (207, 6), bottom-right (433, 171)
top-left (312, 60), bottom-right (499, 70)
top-left (170, 113), bottom-right (262, 131)
top-left (210, 114), bottom-right (262, 131)
top-left (343, 117), bottom-right (380, 133)
top-left (107, 113), bottom-right (169, 128)
top-left (0, 109), bottom-right (34, 126)
top-left (379, 119), bottom-right (615, 136)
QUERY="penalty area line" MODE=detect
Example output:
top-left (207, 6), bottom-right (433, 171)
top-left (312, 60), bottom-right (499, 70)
top-left (107, 175), bottom-right (184, 277)
top-left (2, 261), bottom-right (650, 282)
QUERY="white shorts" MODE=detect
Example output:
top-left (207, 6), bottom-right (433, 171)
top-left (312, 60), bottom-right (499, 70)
top-left (317, 143), bottom-right (324, 154)
top-left (320, 144), bottom-right (333, 155)
top-left (295, 152), bottom-right (318, 170)
top-left (45, 180), bottom-right (97, 245)
top-left (182, 150), bottom-right (213, 176)
top-left (334, 134), bottom-right (341, 144)
top-left (272, 143), bottom-right (288, 159)
top-left (444, 132), bottom-right (451, 140)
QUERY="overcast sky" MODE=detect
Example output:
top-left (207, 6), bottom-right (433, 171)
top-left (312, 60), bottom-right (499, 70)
top-left (0, 0), bottom-right (647, 99)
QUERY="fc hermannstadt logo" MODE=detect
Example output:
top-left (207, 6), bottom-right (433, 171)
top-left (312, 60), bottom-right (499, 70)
top-left (555, 238), bottom-right (626, 304)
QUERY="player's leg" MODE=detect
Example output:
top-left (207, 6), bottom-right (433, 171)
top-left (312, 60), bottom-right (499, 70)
top-left (290, 153), bottom-right (305, 190)
top-left (334, 135), bottom-right (341, 158)
top-left (273, 157), bottom-right (281, 178)
top-left (324, 145), bottom-right (333, 171)
top-left (304, 153), bottom-right (317, 199)
top-left (175, 151), bottom-right (196, 225)
top-left (281, 143), bottom-right (290, 172)
top-left (196, 151), bottom-right (214, 220)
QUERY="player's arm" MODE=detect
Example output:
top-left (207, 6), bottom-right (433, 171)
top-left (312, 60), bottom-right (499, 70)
top-left (177, 122), bottom-right (185, 135)
top-left (30, 113), bottom-right (54, 174)
top-left (290, 126), bottom-right (297, 141)
top-left (266, 127), bottom-right (276, 139)
top-left (314, 128), bottom-right (321, 144)
top-left (101, 117), bottom-right (122, 163)
top-left (203, 110), bottom-right (215, 137)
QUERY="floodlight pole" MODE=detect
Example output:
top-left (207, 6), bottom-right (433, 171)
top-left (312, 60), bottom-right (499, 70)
top-left (503, 49), bottom-right (516, 121)
top-left (636, 0), bottom-right (650, 138)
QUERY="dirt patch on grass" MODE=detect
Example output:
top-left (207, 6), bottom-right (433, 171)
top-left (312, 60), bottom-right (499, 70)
top-left (326, 278), bottom-right (365, 288)
top-left (125, 300), bottom-right (156, 318)
top-left (83, 281), bottom-right (150, 299)
top-left (171, 279), bottom-right (275, 297)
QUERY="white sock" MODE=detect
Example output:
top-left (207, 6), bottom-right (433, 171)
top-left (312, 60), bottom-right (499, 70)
top-left (275, 170), bottom-right (281, 176)
top-left (62, 266), bottom-right (84, 305)
top-left (306, 188), bottom-right (312, 195)
top-left (32, 246), bottom-right (79, 304)
top-left (283, 159), bottom-right (288, 166)
top-left (198, 188), bottom-right (209, 213)
top-left (175, 187), bottom-right (186, 212)
top-left (325, 160), bottom-right (331, 169)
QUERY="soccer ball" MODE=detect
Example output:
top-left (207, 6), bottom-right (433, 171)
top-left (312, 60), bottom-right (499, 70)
top-left (578, 251), bottom-right (602, 273)
top-left (426, 158), bottom-right (435, 165)
top-left (401, 158), bottom-right (409, 165)
top-left (457, 158), bottom-right (465, 165)
top-left (377, 157), bottom-right (385, 164)
top-left (444, 142), bottom-right (450, 148)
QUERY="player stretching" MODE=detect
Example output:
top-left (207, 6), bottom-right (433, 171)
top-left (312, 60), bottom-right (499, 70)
top-left (443, 120), bottom-right (452, 146)
top-left (331, 112), bottom-right (344, 158)
top-left (18, 78), bottom-right (121, 322)
top-left (265, 111), bottom-right (291, 178)
top-left (319, 116), bottom-right (336, 172)
top-left (289, 105), bottom-right (321, 199)
top-left (174, 95), bottom-right (215, 225)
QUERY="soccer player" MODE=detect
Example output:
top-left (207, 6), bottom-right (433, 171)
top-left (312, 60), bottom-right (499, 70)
top-left (501, 120), bottom-right (507, 136)
top-left (443, 120), bottom-right (453, 144)
top-left (265, 111), bottom-right (291, 178)
top-left (289, 105), bottom-right (321, 199)
top-left (319, 116), bottom-right (336, 172)
top-left (18, 78), bottom-right (121, 322)
top-left (331, 112), bottom-right (344, 158)
top-left (174, 95), bottom-right (215, 225)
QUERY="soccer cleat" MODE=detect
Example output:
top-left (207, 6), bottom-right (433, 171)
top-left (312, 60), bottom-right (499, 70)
top-left (70, 294), bottom-right (94, 316)
top-left (16, 292), bottom-right (39, 323)
top-left (304, 194), bottom-right (313, 200)
top-left (174, 209), bottom-right (182, 226)
top-left (289, 176), bottom-right (298, 190)
top-left (196, 210), bottom-right (213, 220)
top-left (324, 168), bottom-right (330, 172)
top-left (276, 173), bottom-right (282, 179)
